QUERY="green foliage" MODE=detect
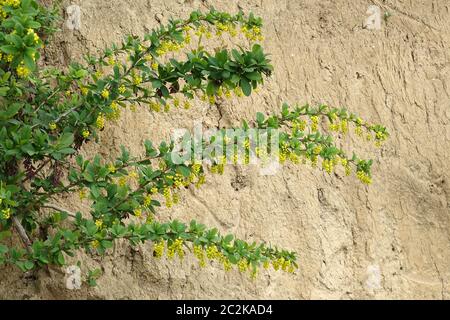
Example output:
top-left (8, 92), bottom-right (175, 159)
top-left (0, 1), bottom-right (388, 286)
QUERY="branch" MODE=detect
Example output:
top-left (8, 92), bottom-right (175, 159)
top-left (12, 216), bottom-right (33, 254)
top-left (42, 204), bottom-right (77, 218)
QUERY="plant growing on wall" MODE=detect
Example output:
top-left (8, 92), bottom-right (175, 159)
top-left (0, 0), bottom-right (388, 285)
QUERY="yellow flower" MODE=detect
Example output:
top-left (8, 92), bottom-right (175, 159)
top-left (133, 208), bottom-right (142, 218)
top-left (79, 189), bottom-right (87, 200)
top-left (313, 145), bottom-right (322, 155)
top-left (229, 25), bottom-right (238, 37)
top-left (153, 241), bottom-right (165, 258)
top-left (94, 70), bottom-right (102, 78)
top-left (82, 129), bottom-right (90, 139)
top-left (375, 131), bottom-right (387, 141)
top-left (163, 187), bottom-right (172, 208)
top-left (27, 28), bottom-right (39, 43)
top-left (143, 194), bottom-right (152, 207)
top-left (118, 84), bottom-right (126, 94)
top-left (167, 238), bottom-right (184, 259)
top-left (345, 165), bottom-right (351, 176)
top-left (128, 170), bottom-right (138, 179)
top-left (150, 187), bottom-right (158, 194)
top-left (172, 97), bottom-right (180, 108)
top-left (101, 89), bottom-right (109, 99)
top-left (193, 245), bottom-right (206, 267)
top-left (184, 33), bottom-right (191, 44)
top-left (322, 159), bottom-right (333, 174)
top-left (132, 74), bottom-right (142, 85)
top-left (95, 219), bottom-right (103, 228)
top-left (1, 208), bottom-right (11, 220)
top-left (151, 62), bottom-right (158, 71)
top-left (238, 259), bottom-right (248, 272)
top-left (96, 113), bottom-right (105, 129)
top-left (5, 54), bottom-right (13, 62)
top-left (223, 259), bottom-right (232, 272)
top-left (340, 119), bottom-right (348, 134)
top-left (16, 65), bottom-right (30, 78)
top-left (108, 101), bottom-right (121, 120)
top-left (310, 115), bottom-right (319, 132)
top-left (233, 87), bottom-right (243, 97)
top-left (183, 101), bottom-right (191, 110)
top-left (80, 86), bottom-right (89, 96)
top-left (1, 0), bottom-right (20, 9)
top-left (206, 245), bottom-right (220, 260)
top-left (356, 171), bottom-right (372, 184)
top-left (149, 101), bottom-right (161, 112)
top-left (144, 54), bottom-right (153, 62)
top-left (310, 155), bottom-right (318, 167)
top-left (49, 122), bottom-right (57, 130)
top-left (272, 257), bottom-right (285, 271)
top-left (107, 163), bottom-right (116, 173)
top-left (118, 176), bottom-right (127, 187)
top-left (91, 240), bottom-right (100, 249)
top-left (107, 56), bottom-right (116, 66)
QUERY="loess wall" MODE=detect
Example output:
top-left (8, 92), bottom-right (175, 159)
top-left (1, 0), bottom-right (449, 299)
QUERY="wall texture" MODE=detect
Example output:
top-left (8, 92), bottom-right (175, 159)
top-left (1, 0), bottom-right (449, 299)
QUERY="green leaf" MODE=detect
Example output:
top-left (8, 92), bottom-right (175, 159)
top-left (232, 49), bottom-right (244, 64)
top-left (20, 144), bottom-right (35, 156)
top-left (0, 87), bottom-right (9, 96)
top-left (152, 79), bottom-right (162, 89)
top-left (206, 81), bottom-right (218, 96)
top-left (0, 103), bottom-right (22, 120)
top-left (24, 48), bottom-right (36, 70)
top-left (223, 234), bottom-right (234, 243)
top-left (256, 112), bottom-right (265, 124)
top-left (0, 45), bottom-right (18, 55)
top-left (160, 85), bottom-right (169, 98)
top-left (57, 133), bottom-right (74, 148)
top-left (245, 72), bottom-right (262, 81)
top-left (59, 147), bottom-right (76, 155)
top-left (56, 252), bottom-right (65, 265)
top-left (240, 78), bottom-right (251, 96)
top-left (177, 165), bottom-right (191, 177)
top-left (90, 185), bottom-right (100, 199)
top-left (0, 244), bottom-right (8, 254)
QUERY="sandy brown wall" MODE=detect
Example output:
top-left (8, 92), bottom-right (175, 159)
top-left (1, 0), bottom-right (449, 299)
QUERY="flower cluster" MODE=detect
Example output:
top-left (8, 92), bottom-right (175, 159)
top-left (0, 0), bottom-right (20, 19)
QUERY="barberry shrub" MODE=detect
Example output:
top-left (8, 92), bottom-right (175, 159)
top-left (0, 1), bottom-right (388, 284)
